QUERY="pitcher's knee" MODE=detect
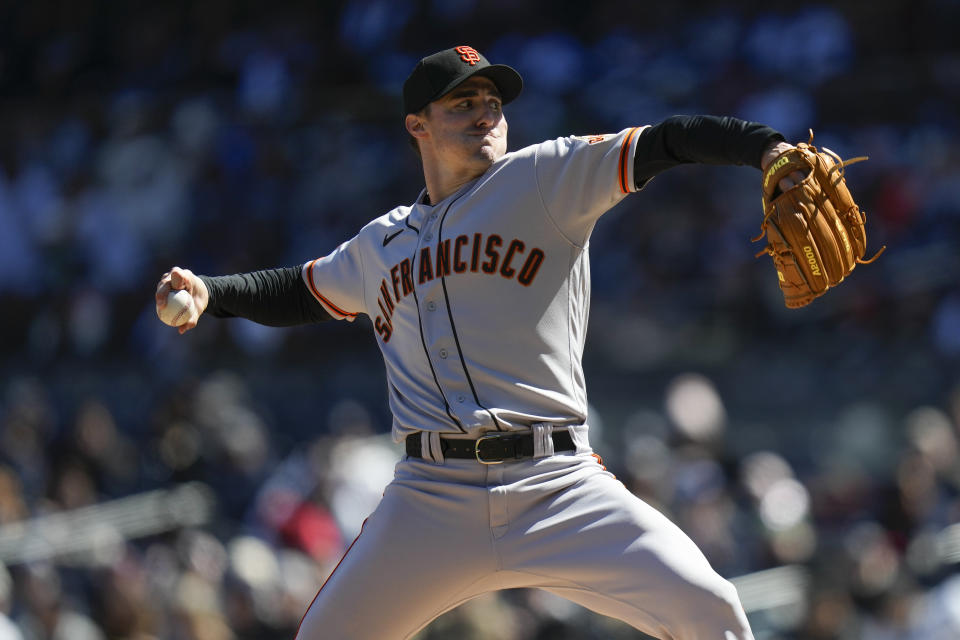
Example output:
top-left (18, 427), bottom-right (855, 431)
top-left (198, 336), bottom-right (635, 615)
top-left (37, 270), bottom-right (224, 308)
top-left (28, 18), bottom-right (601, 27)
top-left (680, 576), bottom-right (753, 640)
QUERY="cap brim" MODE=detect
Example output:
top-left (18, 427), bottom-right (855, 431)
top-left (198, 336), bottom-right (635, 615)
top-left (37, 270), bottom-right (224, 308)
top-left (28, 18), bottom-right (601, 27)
top-left (473, 64), bottom-right (523, 106)
top-left (436, 64), bottom-right (524, 107)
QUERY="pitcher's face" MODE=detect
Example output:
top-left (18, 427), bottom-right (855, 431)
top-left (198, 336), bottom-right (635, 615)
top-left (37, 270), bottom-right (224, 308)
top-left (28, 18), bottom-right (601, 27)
top-left (417, 76), bottom-right (508, 173)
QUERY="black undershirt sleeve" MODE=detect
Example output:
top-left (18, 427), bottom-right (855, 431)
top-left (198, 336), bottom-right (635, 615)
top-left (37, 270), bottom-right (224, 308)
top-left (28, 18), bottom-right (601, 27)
top-left (198, 266), bottom-right (333, 326)
top-left (633, 115), bottom-right (785, 188)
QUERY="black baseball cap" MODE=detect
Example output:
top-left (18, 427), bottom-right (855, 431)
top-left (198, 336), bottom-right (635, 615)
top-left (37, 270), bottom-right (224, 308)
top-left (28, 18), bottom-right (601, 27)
top-left (403, 46), bottom-right (523, 115)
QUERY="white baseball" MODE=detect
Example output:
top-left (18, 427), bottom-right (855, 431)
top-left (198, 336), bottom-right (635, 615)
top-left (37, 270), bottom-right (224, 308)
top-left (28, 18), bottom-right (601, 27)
top-left (157, 289), bottom-right (194, 327)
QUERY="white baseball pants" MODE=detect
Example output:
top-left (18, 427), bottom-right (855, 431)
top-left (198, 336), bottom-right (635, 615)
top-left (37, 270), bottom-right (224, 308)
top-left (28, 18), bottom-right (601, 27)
top-left (295, 435), bottom-right (754, 640)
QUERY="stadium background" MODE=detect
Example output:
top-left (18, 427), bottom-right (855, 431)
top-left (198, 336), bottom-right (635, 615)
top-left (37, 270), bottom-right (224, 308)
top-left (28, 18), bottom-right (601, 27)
top-left (0, 1), bottom-right (958, 638)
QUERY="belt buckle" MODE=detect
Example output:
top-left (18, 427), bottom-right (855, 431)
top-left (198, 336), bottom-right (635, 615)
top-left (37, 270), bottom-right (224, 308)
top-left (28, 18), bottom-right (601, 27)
top-left (474, 433), bottom-right (506, 464)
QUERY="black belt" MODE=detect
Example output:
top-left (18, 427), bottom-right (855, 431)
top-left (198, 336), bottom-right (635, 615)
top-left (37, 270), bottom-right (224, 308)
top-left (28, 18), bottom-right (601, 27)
top-left (405, 430), bottom-right (575, 464)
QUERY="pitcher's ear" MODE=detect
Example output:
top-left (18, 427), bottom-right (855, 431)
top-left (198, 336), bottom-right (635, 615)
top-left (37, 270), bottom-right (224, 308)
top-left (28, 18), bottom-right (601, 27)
top-left (405, 113), bottom-right (426, 138)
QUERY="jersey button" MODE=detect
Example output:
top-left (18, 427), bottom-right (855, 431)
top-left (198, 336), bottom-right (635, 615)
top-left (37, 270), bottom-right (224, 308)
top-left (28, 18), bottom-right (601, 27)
top-left (426, 301), bottom-right (436, 312)
top-left (424, 233), bottom-right (433, 242)
top-left (439, 348), bottom-right (448, 359)
top-left (457, 395), bottom-right (465, 403)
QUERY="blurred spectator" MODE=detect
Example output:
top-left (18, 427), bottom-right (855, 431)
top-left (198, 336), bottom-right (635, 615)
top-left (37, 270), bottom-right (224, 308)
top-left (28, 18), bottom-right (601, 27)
top-left (15, 563), bottom-right (104, 640)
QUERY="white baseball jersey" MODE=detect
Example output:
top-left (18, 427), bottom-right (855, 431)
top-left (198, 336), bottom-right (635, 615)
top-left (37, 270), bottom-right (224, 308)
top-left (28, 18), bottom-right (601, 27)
top-left (303, 127), bottom-right (646, 441)
top-left (294, 124), bottom-right (757, 640)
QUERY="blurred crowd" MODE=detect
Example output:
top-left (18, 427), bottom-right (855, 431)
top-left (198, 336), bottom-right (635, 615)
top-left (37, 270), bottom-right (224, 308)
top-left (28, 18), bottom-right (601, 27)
top-left (1, 1), bottom-right (959, 638)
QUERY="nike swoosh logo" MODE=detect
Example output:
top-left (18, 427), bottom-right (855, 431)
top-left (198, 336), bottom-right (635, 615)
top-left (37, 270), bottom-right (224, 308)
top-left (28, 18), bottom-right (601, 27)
top-left (382, 229), bottom-right (404, 246)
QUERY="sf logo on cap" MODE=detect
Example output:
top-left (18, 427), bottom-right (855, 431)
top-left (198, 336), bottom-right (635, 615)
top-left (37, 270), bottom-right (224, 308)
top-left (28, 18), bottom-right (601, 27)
top-left (455, 46), bottom-right (481, 65)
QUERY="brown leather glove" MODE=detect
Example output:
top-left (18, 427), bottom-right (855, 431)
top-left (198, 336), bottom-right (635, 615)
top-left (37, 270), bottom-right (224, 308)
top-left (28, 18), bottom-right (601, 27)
top-left (753, 131), bottom-right (884, 308)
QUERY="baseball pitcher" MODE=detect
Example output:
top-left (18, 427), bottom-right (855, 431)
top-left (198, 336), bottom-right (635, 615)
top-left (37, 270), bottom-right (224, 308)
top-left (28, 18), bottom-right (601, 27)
top-left (155, 45), bottom-right (875, 639)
